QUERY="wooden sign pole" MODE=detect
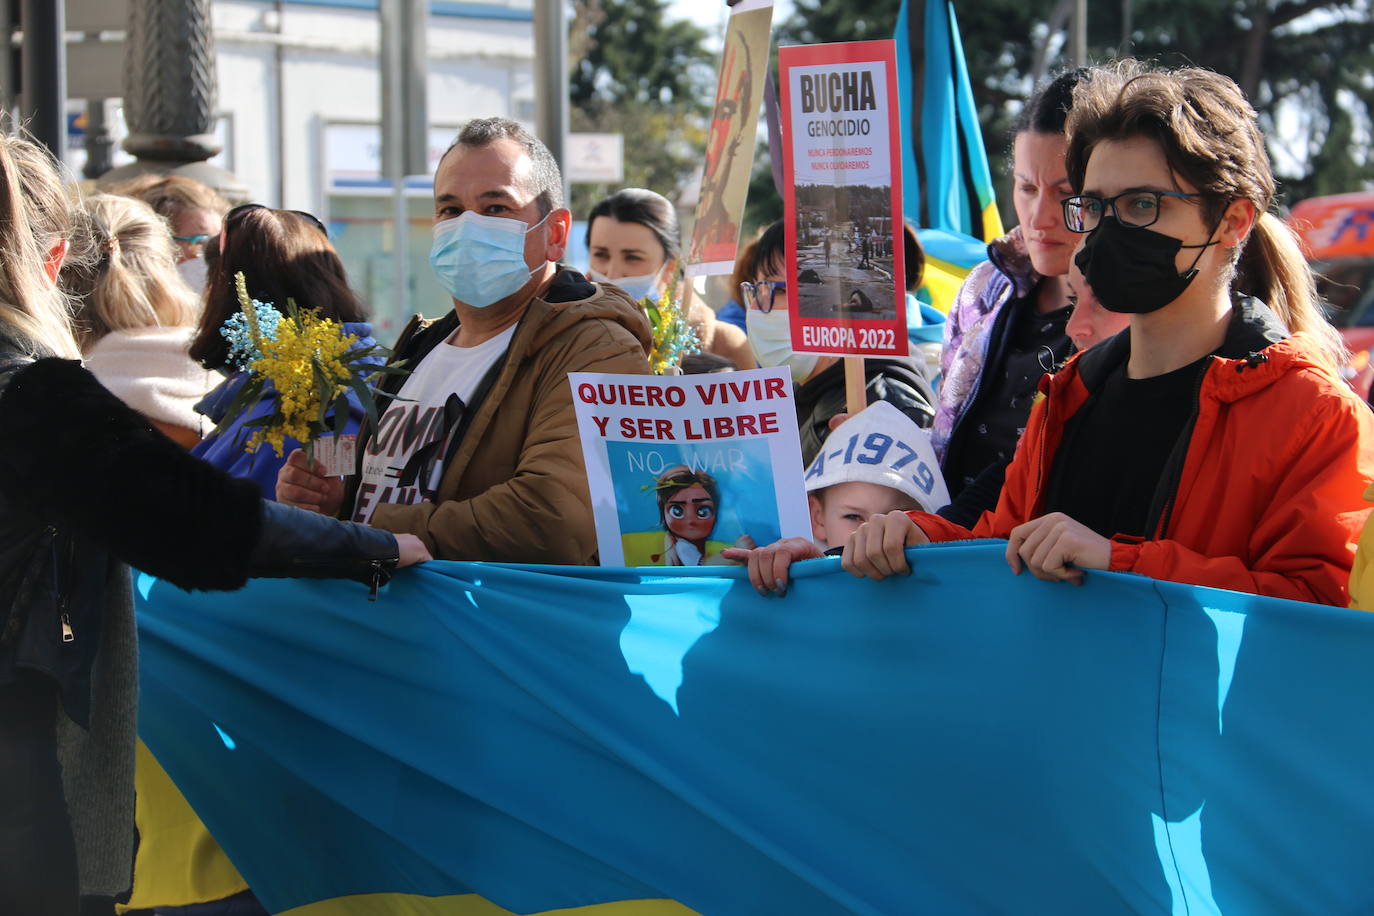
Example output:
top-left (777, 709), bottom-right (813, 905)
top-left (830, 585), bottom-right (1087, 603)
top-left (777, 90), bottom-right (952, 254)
top-left (844, 356), bottom-right (866, 416)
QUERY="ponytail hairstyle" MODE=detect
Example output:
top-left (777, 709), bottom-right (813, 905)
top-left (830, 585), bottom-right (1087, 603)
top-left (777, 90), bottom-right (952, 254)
top-left (1064, 60), bottom-right (1346, 370)
top-left (0, 136), bottom-right (81, 359)
top-left (62, 193), bottom-right (199, 348)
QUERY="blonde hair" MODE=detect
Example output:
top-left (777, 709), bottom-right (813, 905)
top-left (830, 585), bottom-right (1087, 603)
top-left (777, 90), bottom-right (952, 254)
top-left (1065, 60), bottom-right (1347, 370)
top-left (63, 193), bottom-right (199, 347)
top-left (106, 172), bottom-right (228, 224)
top-left (0, 136), bottom-right (82, 359)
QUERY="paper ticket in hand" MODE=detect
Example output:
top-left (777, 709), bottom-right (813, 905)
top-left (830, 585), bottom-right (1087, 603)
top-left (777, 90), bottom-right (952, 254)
top-left (314, 435), bottom-right (357, 477)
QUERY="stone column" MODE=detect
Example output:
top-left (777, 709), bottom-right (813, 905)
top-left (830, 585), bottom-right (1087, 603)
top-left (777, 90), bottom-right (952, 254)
top-left (98, 0), bottom-right (248, 200)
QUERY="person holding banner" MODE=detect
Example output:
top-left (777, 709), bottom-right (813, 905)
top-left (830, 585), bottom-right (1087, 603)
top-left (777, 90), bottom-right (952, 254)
top-left (0, 134), bottom-right (428, 915)
top-left (932, 70), bottom-right (1087, 505)
top-left (841, 61), bottom-right (1373, 607)
top-left (744, 220), bottom-right (935, 465)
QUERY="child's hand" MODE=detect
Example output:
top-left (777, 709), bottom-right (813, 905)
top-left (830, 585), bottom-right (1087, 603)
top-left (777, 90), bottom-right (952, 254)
top-left (841, 511), bottom-right (930, 580)
top-left (722, 537), bottom-right (824, 597)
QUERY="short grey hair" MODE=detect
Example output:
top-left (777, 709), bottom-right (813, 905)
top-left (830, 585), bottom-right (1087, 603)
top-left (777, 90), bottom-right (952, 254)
top-left (445, 117), bottom-right (564, 215)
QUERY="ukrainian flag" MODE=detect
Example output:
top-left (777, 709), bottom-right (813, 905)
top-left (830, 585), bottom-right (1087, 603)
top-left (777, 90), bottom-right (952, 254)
top-left (136, 547), bottom-right (1374, 914)
top-left (894, 0), bottom-right (1003, 313)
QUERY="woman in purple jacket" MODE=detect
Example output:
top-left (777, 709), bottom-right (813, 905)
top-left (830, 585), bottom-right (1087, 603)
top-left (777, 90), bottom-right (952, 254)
top-left (932, 69), bottom-right (1091, 524)
top-left (190, 205), bottom-right (382, 498)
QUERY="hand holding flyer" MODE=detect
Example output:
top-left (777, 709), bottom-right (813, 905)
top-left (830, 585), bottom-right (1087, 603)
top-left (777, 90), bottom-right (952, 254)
top-left (570, 368), bottom-right (811, 567)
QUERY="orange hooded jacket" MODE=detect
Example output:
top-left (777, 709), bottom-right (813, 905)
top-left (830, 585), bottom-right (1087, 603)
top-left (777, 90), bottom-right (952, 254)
top-left (911, 299), bottom-right (1374, 607)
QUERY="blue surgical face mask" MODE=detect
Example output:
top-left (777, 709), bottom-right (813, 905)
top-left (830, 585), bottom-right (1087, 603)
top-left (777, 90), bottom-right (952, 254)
top-left (429, 210), bottom-right (550, 308)
top-left (588, 267), bottom-right (663, 303)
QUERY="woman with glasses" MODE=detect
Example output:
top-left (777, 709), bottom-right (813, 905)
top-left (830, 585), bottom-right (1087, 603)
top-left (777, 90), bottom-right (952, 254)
top-left (107, 173), bottom-right (227, 293)
top-left (744, 219), bottom-right (935, 466)
top-left (933, 68), bottom-right (1089, 513)
top-left (188, 205), bottom-right (378, 499)
top-left (843, 60), bottom-right (1373, 607)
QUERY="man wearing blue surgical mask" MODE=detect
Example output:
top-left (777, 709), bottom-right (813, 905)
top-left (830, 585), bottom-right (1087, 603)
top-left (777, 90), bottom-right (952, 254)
top-left (277, 117), bottom-right (652, 564)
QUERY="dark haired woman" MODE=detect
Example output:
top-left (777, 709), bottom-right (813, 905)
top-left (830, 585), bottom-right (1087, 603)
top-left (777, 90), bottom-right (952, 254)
top-left (190, 205), bottom-right (381, 498)
top-left (933, 69), bottom-right (1089, 518)
top-left (586, 187), bottom-right (753, 369)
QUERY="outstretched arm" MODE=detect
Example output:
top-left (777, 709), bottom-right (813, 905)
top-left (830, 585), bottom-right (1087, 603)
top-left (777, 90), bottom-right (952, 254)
top-left (0, 359), bottom-right (410, 592)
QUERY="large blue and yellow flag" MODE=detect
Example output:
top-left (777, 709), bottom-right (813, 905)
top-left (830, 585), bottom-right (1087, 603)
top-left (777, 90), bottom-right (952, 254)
top-left (135, 543), bottom-right (1374, 914)
top-left (895, 0), bottom-right (1003, 312)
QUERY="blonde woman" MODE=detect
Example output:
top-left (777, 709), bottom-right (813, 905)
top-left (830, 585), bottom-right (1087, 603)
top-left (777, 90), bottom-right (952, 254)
top-left (0, 137), bottom-right (427, 915)
top-left (62, 193), bottom-right (216, 447)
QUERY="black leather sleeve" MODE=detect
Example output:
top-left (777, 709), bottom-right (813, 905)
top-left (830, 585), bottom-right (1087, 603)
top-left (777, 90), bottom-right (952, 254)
top-left (250, 501), bottom-right (398, 592)
top-left (0, 358), bottom-right (397, 593)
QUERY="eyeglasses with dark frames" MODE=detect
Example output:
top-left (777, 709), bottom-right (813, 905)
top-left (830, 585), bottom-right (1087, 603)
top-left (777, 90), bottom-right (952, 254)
top-left (738, 280), bottom-right (787, 313)
top-left (1061, 190), bottom-right (1204, 233)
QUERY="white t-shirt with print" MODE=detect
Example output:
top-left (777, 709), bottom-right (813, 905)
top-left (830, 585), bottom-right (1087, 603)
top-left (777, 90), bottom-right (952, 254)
top-left (352, 325), bottom-right (516, 524)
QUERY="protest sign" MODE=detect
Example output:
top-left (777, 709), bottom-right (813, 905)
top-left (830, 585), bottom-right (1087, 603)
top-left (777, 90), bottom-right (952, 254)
top-left (569, 367), bottom-right (810, 567)
top-left (684, 0), bottom-right (774, 277)
top-left (779, 40), bottom-right (908, 358)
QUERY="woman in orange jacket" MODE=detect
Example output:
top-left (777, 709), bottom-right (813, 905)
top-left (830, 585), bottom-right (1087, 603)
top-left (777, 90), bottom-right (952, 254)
top-left (743, 61), bottom-right (1374, 608)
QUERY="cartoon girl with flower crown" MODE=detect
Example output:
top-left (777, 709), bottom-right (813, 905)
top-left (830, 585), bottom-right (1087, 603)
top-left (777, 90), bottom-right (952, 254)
top-left (620, 465), bottom-right (755, 566)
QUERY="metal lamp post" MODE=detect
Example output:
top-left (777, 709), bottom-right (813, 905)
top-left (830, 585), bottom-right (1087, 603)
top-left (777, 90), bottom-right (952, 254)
top-left (97, 0), bottom-right (248, 201)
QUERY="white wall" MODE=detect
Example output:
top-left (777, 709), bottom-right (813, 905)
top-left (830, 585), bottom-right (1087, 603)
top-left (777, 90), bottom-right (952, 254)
top-left (211, 0), bottom-right (535, 209)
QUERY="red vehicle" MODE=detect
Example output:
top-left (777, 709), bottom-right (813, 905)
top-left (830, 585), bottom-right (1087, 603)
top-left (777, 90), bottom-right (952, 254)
top-left (1288, 191), bottom-right (1374, 399)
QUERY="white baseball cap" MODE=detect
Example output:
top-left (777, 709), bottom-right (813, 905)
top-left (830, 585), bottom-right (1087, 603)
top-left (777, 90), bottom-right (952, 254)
top-left (803, 401), bottom-right (951, 514)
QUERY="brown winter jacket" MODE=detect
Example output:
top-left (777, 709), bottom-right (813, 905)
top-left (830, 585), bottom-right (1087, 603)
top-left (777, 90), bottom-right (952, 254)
top-left (343, 268), bottom-right (652, 563)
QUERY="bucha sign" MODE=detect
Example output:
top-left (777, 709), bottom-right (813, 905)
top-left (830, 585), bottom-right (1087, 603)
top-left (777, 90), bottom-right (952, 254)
top-left (779, 41), bottom-right (908, 358)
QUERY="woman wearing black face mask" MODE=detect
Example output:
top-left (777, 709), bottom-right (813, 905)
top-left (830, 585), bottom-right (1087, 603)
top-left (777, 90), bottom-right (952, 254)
top-left (839, 60), bottom-right (1374, 608)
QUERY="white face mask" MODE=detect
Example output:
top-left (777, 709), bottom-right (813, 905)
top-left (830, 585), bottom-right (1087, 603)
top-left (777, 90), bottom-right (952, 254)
top-left (746, 308), bottom-right (818, 384)
top-left (588, 268), bottom-right (662, 303)
top-left (177, 256), bottom-right (209, 293)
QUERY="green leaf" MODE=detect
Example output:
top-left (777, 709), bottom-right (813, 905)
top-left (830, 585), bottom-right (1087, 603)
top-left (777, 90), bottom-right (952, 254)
top-left (332, 394), bottom-right (350, 437)
top-left (347, 373), bottom-right (381, 433)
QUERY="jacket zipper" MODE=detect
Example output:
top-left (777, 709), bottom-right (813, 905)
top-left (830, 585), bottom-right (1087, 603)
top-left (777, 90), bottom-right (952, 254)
top-left (368, 559), bottom-right (388, 601)
top-left (56, 528), bottom-right (75, 643)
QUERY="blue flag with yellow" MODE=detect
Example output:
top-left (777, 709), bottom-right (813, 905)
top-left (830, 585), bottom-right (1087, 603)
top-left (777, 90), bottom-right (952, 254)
top-left (136, 544), bottom-right (1374, 914)
top-left (894, 0), bottom-right (1003, 313)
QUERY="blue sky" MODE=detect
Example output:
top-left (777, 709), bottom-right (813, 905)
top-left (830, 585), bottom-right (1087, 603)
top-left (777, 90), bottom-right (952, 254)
top-left (665, 0), bottom-right (795, 48)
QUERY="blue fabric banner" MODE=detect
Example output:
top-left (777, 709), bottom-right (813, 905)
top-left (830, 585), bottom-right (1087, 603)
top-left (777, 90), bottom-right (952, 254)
top-left (135, 543), bottom-right (1374, 915)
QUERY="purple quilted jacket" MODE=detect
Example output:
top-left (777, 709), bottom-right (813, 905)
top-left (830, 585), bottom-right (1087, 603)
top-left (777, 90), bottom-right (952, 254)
top-left (931, 227), bottom-right (1041, 463)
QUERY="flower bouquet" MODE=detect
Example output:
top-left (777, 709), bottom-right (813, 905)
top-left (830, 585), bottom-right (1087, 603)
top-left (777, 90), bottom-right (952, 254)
top-left (212, 271), bottom-right (405, 465)
top-left (641, 285), bottom-right (701, 375)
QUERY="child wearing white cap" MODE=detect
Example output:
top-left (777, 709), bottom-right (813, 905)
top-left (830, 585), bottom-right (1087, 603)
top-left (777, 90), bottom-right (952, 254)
top-left (804, 401), bottom-right (950, 548)
top-left (724, 402), bottom-right (950, 594)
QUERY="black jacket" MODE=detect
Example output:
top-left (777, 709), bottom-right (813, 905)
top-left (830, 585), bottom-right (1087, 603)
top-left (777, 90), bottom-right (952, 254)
top-left (795, 358), bottom-right (937, 467)
top-left (0, 345), bottom-right (399, 726)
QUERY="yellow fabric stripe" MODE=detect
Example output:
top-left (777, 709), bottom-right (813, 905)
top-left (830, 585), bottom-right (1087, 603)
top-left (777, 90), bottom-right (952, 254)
top-left (920, 256), bottom-right (973, 315)
top-left (280, 893), bottom-right (701, 916)
top-left (116, 741), bottom-right (250, 912)
top-left (981, 201), bottom-right (1005, 241)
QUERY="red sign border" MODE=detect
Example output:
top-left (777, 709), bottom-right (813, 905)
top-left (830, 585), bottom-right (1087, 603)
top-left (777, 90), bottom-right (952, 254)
top-left (778, 40), bottom-right (907, 358)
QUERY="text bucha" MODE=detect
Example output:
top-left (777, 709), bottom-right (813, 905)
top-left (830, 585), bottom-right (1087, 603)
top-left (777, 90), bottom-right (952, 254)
top-left (800, 69), bottom-right (877, 138)
top-left (577, 376), bottom-right (790, 442)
